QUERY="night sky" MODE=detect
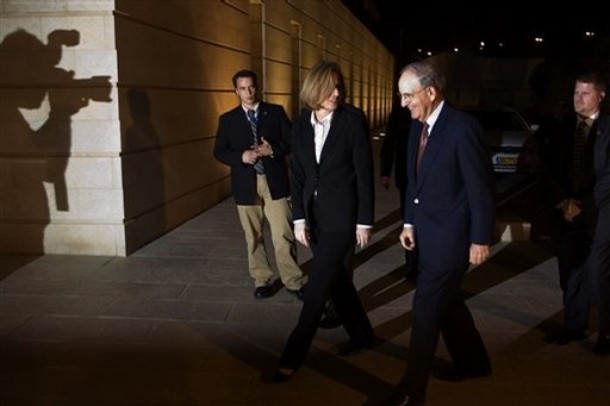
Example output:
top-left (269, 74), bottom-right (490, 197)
top-left (343, 1), bottom-right (609, 64)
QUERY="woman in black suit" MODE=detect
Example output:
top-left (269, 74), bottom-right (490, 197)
top-left (273, 61), bottom-right (376, 381)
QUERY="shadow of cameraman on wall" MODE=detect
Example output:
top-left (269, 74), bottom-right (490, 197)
top-left (124, 89), bottom-right (167, 244)
top-left (0, 28), bottom-right (111, 255)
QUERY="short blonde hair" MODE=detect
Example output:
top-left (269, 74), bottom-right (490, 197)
top-left (300, 60), bottom-right (346, 110)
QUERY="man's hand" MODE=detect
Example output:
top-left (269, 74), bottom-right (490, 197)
top-left (356, 227), bottom-right (371, 249)
top-left (256, 137), bottom-right (274, 157)
top-left (557, 198), bottom-right (582, 222)
top-left (469, 243), bottom-right (490, 265)
top-left (380, 175), bottom-right (391, 189)
top-left (242, 148), bottom-right (261, 165)
top-left (399, 227), bottom-right (416, 251)
top-left (294, 222), bottom-right (309, 247)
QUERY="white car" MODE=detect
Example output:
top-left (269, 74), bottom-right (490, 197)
top-left (464, 106), bottom-right (537, 173)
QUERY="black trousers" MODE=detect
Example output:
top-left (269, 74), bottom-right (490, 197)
top-left (278, 206), bottom-right (373, 369)
top-left (555, 213), bottom-right (593, 331)
top-left (403, 265), bottom-right (490, 401)
top-left (589, 206), bottom-right (610, 336)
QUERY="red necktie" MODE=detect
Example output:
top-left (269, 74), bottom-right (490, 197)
top-left (416, 123), bottom-right (429, 173)
top-left (571, 119), bottom-right (589, 192)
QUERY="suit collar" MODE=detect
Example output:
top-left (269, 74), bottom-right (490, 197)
top-left (301, 105), bottom-right (347, 166)
top-left (240, 101), bottom-right (260, 115)
top-left (319, 106), bottom-right (348, 164)
top-left (310, 110), bottom-right (334, 125)
top-left (424, 100), bottom-right (445, 135)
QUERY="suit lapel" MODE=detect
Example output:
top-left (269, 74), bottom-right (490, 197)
top-left (318, 107), bottom-right (345, 165)
top-left (234, 106), bottom-right (253, 144)
top-left (256, 102), bottom-right (268, 140)
top-left (595, 115), bottom-right (610, 172)
top-left (588, 116), bottom-right (600, 148)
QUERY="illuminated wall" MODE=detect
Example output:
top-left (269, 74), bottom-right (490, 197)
top-left (0, 0), bottom-right (122, 255)
top-left (0, 0), bottom-right (394, 256)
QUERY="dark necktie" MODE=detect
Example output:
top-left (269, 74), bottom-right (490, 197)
top-left (571, 119), bottom-right (588, 192)
top-left (416, 123), bottom-right (429, 174)
top-left (247, 109), bottom-right (264, 174)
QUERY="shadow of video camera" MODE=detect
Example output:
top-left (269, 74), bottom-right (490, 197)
top-left (47, 29), bottom-right (112, 103)
top-left (70, 75), bottom-right (112, 102)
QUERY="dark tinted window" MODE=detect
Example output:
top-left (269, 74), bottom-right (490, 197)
top-left (469, 111), bottom-right (526, 131)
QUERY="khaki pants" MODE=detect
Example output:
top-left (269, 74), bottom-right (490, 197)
top-left (237, 175), bottom-right (306, 289)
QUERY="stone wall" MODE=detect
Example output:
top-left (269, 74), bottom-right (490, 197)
top-left (0, 0), bottom-right (394, 256)
top-left (0, 0), bottom-right (122, 255)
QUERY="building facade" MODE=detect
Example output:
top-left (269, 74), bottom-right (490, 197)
top-left (0, 0), bottom-right (395, 256)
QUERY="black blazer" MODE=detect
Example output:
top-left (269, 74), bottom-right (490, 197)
top-left (537, 113), bottom-right (601, 230)
top-left (291, 104), bottom-right (374, 232)
top-left (404, 103), bottom-right (496, 269)
top-left (594, 114), bottom-right (610, 210)
top-left (214, 101), bottom-right (291, 205)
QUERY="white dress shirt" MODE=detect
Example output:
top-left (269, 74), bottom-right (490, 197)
top-left (311, 110), bottom-right (334, 163)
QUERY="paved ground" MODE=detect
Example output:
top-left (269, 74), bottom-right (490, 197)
top-left (1, 141), bottom-right (609, 405)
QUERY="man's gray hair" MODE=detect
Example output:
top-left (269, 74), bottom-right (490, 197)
top-left (400, 61), bottom-right (446, 92)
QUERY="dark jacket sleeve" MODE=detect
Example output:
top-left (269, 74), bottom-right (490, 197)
top-left (595, 114), bottom-right (610, 210)
top-left (262, 104), bottom-right (292, 160)
top-left (457, 113), bottom-right (497, 244)
top-left (213, 110), bottom-right (244, 167)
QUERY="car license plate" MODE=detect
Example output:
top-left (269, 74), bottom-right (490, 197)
top-left (496, 156), bottom-right (518, 165)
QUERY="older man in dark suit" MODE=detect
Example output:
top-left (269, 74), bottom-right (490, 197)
top-left (213, 70), bottom-right (306, 300)
top-left (391, 61), bottom-right (496, 406)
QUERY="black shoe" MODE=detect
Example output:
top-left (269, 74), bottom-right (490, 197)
top-left (404, 271), bottom-right (418, 282)
top-left (372, 389), bottom-right (425, 406)
top-left (594, 334), bottom-right (610, 356)
top-left (319, 315), bottom-right (342, 329)
top-left (337, 336), bottom-right (377, 356)
top-left (254, 285), bottom-right (273, 299)
top-left (286, 286), bottom-right (305, 300)
top-left (433, 366), bottom-right (491, 382)
top-left (544, 329), bottom-right (587, 345)
top-left (399, 395), bottom-right (425, 406)
top-left (272, 368), bottom-right (295, 383)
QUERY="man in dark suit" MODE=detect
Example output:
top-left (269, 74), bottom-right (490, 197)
top-left (392, 61), bottom-right (496, 405)
top-left (380, 101), bottom-right (415, 279)
top-left (592, 112), bottom-right (610, 355)
top-left (213, 70), bottom-right (306, 300)
top-left (273, 61), bottom-right (375, 382)
top-left (537, 72), bottom-right (606, 348)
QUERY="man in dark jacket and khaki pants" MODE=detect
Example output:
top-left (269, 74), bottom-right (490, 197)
top-left (214, 69), bottom-right (306, 300)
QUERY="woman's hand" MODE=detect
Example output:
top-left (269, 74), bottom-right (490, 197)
top-left (294, 222), bottom-right (310, 247)
top-left (356, 227), bottom-right (371, 249)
